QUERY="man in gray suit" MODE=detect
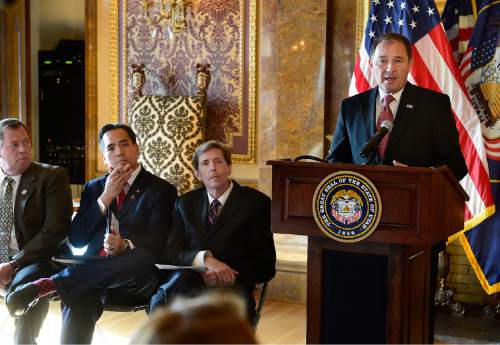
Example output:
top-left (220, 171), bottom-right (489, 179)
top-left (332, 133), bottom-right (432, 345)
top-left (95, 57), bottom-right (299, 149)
top-left (0, 118), bottom-right (73, 344)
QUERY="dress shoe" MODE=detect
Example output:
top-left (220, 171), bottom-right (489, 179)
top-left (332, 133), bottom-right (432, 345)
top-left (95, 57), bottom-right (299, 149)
top-left (6, 283), bottom-right (40, 318)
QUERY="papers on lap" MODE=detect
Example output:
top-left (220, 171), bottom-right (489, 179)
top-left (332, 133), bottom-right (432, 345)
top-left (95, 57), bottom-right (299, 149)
top-left (52, 255), bottom-right (108, 265)
top-left (155, 264), bottom-right (205, 273)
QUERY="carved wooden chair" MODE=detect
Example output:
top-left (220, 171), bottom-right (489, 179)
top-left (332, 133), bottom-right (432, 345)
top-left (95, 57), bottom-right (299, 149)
top-left (129, 63), bottom-right (210, 195)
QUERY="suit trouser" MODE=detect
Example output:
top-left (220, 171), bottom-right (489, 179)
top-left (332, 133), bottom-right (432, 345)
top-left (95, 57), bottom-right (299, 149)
top-left (8, 260), bottom-right (63, 345)
top-left (52, 248), bottom-right (158, 344)
top-left (149, 270), bottom-right (255, 320)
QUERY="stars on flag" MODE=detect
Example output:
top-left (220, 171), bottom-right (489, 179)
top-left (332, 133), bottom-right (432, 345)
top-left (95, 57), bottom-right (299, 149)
top-left (364, 0), bottom-right (439, 44)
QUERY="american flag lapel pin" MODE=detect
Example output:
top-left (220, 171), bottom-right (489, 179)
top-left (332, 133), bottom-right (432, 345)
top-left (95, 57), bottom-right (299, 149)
top-left (131, 189), bottom-right (140, 200)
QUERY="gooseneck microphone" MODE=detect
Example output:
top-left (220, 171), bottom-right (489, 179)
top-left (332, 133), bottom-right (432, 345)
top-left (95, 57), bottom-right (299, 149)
top-left (360, 120), bottom-right (394, 158)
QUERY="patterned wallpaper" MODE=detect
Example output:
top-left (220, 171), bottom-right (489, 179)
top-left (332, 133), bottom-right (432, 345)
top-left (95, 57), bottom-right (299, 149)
top-left (125, 0), bottom-right (253, 158)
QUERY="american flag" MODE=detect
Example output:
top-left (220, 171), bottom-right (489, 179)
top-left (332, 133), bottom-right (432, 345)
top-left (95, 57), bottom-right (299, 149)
top-left (350, 0), bottom-right (494, 232)
top-left (441, 0), bottom-right (475, 63)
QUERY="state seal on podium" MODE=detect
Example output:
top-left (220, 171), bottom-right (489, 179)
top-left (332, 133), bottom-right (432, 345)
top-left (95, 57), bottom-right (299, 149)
top-left (312, 171), bottom-right (382, 242)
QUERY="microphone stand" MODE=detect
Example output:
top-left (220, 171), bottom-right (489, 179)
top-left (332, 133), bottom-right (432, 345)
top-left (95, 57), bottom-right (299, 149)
top-left (363, 150), bottom-right (378, 165)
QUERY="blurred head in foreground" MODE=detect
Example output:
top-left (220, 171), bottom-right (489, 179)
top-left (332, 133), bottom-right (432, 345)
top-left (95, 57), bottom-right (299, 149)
top-left (130, 289), bottom-right (258, 344)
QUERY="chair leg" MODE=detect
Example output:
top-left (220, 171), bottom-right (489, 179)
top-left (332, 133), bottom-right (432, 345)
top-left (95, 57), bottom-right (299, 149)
top-left (253, 281), bottom-right (269, 329)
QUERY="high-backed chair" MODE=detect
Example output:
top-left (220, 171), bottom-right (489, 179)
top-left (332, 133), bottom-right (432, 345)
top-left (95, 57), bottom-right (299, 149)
top-left (129, 63), bottom-right (210, 195)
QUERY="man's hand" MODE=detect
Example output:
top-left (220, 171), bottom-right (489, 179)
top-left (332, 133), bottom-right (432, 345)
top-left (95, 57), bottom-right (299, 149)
top-left (100, 161), bottom-right (133, 207)
top-left (203, 256), bottom-right (238, 286)
top-left (103, 227), bottom-right (128, 257)
top-left (0, 262), bottom-right (15, 288)
top-left (201, 271), bottom-right (218, 286)
top-left (393, 160), bottom-right (408, 167)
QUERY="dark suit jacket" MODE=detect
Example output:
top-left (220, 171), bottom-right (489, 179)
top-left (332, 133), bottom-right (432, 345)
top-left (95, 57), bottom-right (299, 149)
top-left (161, 181), bottom-right (276, 288)
top-left (11, 162), bottom-right (73, 267)
top-left (326, 83), bottom-right (468, 180)
top-left (69, 168), bottom-right (177, 260)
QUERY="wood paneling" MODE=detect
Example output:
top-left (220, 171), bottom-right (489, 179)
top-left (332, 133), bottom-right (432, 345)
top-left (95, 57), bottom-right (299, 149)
top-left (84, 0), bottom-right (98, 180)
top-left (269, 160), bottom-right (467, 343)
top-left (0, 0), bottom-right (30, 132)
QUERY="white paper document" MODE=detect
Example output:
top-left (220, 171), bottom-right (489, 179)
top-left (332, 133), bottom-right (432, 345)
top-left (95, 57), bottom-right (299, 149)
top-left (155, 264), bottom-right (206, 273)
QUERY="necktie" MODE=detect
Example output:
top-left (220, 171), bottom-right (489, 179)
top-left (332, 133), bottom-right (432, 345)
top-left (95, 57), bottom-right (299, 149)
top-left (0, 177), bottom-right (14, 263)
top-left (208, 199), bottom-right (221, 227)
top-left (116, 183), bottom-right (129, 210)
top-left (98, 183), bottom-right (129, 256)
top-left (377, 95), bottom-right (395, 160)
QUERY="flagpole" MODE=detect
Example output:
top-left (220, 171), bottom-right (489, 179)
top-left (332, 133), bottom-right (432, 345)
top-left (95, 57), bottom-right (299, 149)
top-left (434, 251), bottom-right (466, 317)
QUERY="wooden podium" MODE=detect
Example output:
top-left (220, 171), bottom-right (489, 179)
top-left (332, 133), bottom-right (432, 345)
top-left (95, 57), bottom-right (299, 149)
top-left (268, 160), bottom-right (468, 344)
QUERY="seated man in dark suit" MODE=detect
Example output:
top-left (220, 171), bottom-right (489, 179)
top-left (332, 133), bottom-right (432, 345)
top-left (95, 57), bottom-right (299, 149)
top-left (6, 123), bottom-right (178, 344)
top-left (0, 118), bottom-right (73, 344)
top-left (149, 140), bottom-right (276, 320)
top-left (326, 32), bottom-right (467, 180)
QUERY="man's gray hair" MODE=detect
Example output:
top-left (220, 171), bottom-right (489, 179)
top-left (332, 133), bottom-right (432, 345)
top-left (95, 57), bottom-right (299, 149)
top-left (192, 140), bottom-right (232, 171)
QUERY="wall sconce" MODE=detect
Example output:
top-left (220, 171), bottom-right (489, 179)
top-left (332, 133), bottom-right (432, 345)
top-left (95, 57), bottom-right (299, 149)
top-left (143, 0), bottom-right (189, 39)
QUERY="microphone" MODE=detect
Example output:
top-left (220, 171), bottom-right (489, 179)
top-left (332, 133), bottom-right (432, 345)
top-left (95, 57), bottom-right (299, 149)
top-left (360, 121), bottom-right (394, 158)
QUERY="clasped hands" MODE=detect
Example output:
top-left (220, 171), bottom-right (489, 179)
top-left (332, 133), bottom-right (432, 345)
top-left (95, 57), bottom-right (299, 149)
top-left (103, 227), bottom-right (128, 257)
top-left (202, 255), bottom-right (238, 287)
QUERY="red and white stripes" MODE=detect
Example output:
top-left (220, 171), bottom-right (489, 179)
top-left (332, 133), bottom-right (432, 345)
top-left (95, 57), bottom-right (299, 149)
top-left (350, 23), bottom-right (493, 230)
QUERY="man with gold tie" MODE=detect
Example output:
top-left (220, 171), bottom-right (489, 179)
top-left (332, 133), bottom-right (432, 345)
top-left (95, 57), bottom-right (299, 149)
top-left (0, 118), bottom-right (73, 344)
top-left (6, 123), bottom-right (177, 344)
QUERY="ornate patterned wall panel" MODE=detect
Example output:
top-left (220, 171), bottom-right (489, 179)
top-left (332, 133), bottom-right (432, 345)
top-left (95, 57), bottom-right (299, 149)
top-left (114, 0), bottom-right (256, 163)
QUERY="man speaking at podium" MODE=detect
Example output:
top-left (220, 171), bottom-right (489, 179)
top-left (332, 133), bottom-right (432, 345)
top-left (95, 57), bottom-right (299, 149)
top-left (325, 32), bottom-right (468, 343)
top-left (326, 32), bottom-right (467, 181)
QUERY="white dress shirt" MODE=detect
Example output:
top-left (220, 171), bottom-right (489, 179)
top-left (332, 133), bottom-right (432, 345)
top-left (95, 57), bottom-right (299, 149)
top-left (192, 181), bottom-right (234, 267)
top-left (375, 86), bottom-right (404, 124)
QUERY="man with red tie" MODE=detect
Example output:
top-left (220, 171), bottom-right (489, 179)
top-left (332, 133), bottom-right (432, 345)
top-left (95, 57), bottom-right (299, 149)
top-left (326, 32), bottom-right (467, 181)
top-left (6, 123), bottom-right (177, 344)
top-left (325, 33), bottom-right (468, 343)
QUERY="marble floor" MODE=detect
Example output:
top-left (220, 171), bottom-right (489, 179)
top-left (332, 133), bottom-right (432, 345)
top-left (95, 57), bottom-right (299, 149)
top-left (435, 305), bottom-right (500, 344)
